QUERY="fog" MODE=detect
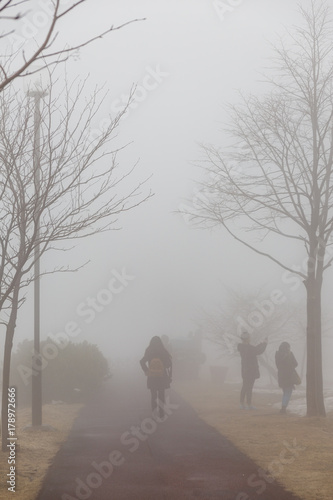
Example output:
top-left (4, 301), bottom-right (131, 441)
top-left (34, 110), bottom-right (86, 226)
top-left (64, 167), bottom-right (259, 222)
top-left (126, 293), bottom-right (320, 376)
top-left (2, 0), bottom-right (333, 383)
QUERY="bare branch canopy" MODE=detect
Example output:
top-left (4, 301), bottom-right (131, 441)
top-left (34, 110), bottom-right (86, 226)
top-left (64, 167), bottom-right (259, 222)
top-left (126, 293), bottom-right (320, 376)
top-left (182, 0), bottom-right (333, 416)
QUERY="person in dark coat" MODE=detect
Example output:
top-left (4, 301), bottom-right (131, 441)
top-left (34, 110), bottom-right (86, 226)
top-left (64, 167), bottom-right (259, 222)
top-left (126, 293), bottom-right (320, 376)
top-left (237, 331), bottom-right (267, 410)
top-left (140, 336), bottom-right (172, 416)
top-left (275, 341), bottom-right (298, 414)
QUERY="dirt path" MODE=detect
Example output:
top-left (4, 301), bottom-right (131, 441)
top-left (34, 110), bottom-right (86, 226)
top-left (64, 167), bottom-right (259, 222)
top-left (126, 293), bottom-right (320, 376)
top-left (36, 368), bottom-right (302, 500)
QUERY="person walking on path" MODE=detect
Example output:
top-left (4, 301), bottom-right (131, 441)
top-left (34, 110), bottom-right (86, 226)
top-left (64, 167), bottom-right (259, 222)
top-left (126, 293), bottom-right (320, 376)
top-left (275, 341), bottom-right (299, 414)
top-left (140, 335), bottom-right (172, 417)
top-left (237, 331), bottom-right (267, 410)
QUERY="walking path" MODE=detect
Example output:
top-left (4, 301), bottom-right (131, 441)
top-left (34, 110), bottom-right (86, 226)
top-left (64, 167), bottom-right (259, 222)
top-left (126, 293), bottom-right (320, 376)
top-left (36, 366), bottom-right (302, 500)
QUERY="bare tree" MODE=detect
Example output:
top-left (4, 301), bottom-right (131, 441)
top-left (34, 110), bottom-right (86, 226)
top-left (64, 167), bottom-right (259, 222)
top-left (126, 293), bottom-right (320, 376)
top-left (0, 0), bottom-right (143, 91)
top-left (183, 1), bottom-right (333, 416)
top-left (197, 289), bottom-right (306, 385)
top-left (0, 76), bottom-right (151, 450)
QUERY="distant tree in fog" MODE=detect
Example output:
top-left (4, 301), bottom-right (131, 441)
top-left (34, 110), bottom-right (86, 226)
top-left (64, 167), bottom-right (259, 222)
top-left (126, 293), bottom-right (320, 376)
top-left (0, 74), bottom-right (151, 450)
top-left (198, 289), bottom-right (306, 384)
top-left (184, 1), bottom-right (332, 416)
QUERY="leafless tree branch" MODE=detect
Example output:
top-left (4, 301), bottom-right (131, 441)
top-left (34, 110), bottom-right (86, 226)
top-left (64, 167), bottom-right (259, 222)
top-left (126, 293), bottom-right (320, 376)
top-left (0, 0), bottom-right (145, 91)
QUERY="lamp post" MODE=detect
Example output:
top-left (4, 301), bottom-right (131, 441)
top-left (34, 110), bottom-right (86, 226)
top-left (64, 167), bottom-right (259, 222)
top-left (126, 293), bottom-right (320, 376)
top-left (27, 85), bottom-right (47, 427)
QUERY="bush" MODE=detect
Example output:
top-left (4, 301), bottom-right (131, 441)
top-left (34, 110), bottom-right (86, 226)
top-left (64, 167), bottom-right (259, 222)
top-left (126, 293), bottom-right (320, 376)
top-left (10, 338), bottom-right (110, 406)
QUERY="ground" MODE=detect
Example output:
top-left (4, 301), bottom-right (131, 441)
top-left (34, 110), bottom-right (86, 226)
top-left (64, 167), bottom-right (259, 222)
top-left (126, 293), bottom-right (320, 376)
top-left (0, 403), bottom-right (82, 500)
top-left (175, 378), bottom-right (333, 500)
top-left (0, 370), bottom-right (332, 499)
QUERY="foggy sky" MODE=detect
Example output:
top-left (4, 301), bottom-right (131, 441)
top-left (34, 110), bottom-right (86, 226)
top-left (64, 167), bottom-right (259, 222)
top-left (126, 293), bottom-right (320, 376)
top-left (4, 0), bottom-right (333, 373)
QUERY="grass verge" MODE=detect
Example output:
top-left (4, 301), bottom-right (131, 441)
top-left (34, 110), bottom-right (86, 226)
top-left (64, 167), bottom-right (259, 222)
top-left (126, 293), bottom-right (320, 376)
top-left (174, 379), bottom-right (333, 500)
top-left (0, 403), bottom-right (82, 500)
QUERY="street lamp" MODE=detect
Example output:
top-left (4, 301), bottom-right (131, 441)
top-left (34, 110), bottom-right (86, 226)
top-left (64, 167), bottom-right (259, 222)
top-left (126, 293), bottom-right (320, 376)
top-left (27, 81), bottom-right (47, 427)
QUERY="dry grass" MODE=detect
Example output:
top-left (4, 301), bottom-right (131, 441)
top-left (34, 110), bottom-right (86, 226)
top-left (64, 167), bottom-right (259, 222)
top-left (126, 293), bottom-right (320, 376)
top-left (174, 379), bottom-right (333, 500)
top-left (0, 403), bottom-right (82, 500)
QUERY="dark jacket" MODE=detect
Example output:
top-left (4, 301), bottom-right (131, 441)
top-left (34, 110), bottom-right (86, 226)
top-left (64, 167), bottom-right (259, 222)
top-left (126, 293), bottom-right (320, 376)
top-left (275, 350), bottom-right (298, 389)
top-left (237, 341), bottom-right (267, 380)
top-left (140, 347), bottom-right (172, 390)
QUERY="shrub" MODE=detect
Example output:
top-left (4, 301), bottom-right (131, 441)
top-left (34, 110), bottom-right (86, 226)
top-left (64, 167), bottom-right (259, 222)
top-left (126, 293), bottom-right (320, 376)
top-left (10, 339), bottom-right (109, 406)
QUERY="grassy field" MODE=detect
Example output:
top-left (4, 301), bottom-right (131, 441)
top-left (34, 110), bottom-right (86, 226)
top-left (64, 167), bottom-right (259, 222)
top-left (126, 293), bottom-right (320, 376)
top-left (0, 403), bottom-right (82, 500)
top-left (174, 379), bottom-right (333, 500)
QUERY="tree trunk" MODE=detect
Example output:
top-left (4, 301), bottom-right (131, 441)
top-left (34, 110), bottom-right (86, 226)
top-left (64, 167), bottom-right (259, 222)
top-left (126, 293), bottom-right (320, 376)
top-left (1, 285), bottom-right (20, 452)
top-left (1, 331), bottom-right (14, 451)
top-left (305, 269), bottom-right (326, 417)
top-left (1, 327), bottom-right (16, 451)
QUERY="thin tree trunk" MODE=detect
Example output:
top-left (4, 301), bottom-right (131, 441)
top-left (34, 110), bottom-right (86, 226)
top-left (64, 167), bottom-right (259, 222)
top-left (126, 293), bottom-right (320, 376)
top-left (305, 267), bottom-right (326, 416)
top-left (1, 285), bottom-right (20, 452)
top-left (1, 332), bottom-right (14, 452)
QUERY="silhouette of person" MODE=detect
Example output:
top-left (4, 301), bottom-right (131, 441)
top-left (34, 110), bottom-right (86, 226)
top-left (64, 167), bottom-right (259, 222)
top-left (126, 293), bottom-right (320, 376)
top-left (237, 331), bottom-right (267, 410)
top-left (140, 336), bottom-right (172, 417)
top-left (275, 341), bottom-right (298, 414)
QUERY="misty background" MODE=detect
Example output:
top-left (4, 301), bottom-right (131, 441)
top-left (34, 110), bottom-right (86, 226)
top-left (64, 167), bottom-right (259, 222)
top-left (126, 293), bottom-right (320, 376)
top-left (2, 0), bottom-right (333, 381)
